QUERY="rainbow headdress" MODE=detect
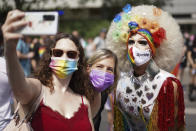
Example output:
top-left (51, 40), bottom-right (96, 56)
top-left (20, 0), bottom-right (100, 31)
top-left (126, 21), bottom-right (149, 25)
top-left (111, 4), bottom-right (166, 55)
top-left (127, 21), bottom-right (156, 56)
top-left (106, 4), bottom-right (183, 73)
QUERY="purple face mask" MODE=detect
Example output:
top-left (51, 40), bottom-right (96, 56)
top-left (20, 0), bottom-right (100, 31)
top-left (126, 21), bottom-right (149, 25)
top-left (90, 69), bottom-right (114, 92)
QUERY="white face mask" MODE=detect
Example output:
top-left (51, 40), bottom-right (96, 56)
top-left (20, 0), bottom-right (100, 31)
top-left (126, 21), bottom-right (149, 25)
top-left (132, 46), bottom-right (151, 66)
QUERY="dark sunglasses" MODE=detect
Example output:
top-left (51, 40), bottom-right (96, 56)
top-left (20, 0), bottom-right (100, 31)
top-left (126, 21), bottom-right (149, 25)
top-left (51, 48), bottom-right (79, 59)
top-left (128, 40), bottom-right (148, 45)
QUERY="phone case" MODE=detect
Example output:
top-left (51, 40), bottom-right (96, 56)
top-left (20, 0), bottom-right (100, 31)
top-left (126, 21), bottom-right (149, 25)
top-left (17, 12), bottom-right (59, 35)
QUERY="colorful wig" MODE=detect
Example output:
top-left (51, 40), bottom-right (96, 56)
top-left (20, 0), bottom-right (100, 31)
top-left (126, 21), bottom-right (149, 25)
top-left (106, 4), bottom-right (183, 72)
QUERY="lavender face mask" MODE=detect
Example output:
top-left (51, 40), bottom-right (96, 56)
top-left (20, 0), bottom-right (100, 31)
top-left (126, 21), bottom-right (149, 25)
top-left (90, 69), bottom-right (114, 92)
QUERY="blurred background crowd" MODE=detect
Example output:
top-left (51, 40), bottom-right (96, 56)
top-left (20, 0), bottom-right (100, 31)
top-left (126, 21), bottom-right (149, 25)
top-left (0, 0), bottom-right (196, 130)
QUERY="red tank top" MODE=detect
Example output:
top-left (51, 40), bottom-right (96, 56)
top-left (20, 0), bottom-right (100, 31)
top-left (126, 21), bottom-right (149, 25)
top-left (31, 96), bottom-right (92, 131)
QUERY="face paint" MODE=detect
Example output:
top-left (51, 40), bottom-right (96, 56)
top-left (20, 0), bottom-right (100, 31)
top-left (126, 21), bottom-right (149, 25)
top-left (128, 46), bottom-right (151, 66)
top-left (49, 57), bottom-right (78, 79)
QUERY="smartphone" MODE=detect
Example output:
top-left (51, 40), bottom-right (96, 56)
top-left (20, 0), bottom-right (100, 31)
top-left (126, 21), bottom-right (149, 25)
top-left (17, 12), bottom-right (59, 35)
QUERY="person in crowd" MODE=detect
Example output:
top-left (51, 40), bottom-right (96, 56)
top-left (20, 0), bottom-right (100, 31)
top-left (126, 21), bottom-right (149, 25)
top-left (86, 38), bottom-right (96, 58)
top-left (38, 36), bottom-right (48, 59)
top-left (189, 34), bottom-right (195, 47)
top-left (0, 27), bottom-right (13, 131)
top-left (16, 36), bottom-right (34, 76)
top-left (187, 35), bottom-right (196, 101)
top-left (106, 4), bottom-right (185, 131)
top-left (2, 10), bottom-right (94, 131)
top-left (30, 38), bottom-right (41, 72)
top-left (72, 30), bottom-right (87, 49)
top-left (177, 32), bottom-right (189, 82)
top-left (93, 28), bottom-right (107, 49)
top-left (31, 36), bottom-right (55, 73)
top-left (87, 49), bottom-right (119, 131)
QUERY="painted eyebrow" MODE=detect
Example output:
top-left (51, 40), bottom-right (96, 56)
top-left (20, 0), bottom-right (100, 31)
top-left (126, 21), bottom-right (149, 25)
top-left (128, 38), bottom-right (147, 40)
top-left (138, 39), bottom-right (147, 41)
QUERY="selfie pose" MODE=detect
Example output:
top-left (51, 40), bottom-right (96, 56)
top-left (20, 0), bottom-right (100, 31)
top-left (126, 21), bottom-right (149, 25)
top-left (2, 10), bottom-right (94, 131)
top-left (87, 49), bottom-right (119, 131)
top-left (106, 4), bottom-right (185, 131)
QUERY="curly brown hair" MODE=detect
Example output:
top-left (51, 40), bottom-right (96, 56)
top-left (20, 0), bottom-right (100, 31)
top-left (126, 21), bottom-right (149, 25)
top-left (34, 33), bottom-right (95, 101)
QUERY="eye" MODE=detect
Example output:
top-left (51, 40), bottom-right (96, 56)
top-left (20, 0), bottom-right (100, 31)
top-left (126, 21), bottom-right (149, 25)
top-left (138, 40), bottom-right (148, 45)
top-left (52, 49), bottom-right (63, 57)
top-left (96, 65), bottom-right (103, 68)
top-left (107, 67), bottom-right (114, 73)
top-left (128, 40), bottom-right (135, 45)
top-left (67, 51), bottom-right (78, 59)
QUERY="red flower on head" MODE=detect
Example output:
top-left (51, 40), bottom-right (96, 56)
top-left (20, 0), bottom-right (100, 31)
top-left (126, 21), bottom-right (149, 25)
top-left (152, 27), bottom-right (166, 48)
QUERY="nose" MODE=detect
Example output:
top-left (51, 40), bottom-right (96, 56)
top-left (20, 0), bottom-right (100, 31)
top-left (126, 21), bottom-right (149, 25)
top-left (61, 52), bottom-right (67, 59)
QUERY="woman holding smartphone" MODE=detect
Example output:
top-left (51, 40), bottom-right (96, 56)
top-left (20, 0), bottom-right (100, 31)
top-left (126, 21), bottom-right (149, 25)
top-left (2, 10), bottom-right (94, 131)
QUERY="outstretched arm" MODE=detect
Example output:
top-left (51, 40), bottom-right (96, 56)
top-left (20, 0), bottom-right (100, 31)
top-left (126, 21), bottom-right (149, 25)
top-left (2, 10), bottom-right (41, 105)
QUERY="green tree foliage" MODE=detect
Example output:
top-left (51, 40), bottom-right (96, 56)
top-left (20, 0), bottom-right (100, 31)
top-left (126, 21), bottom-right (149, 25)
top-left (0, 0), bottom-right (48, 10)
top-left (79, 0), bottom-right (171, 7)
top-left (59, 19), bottom-right (110, 39)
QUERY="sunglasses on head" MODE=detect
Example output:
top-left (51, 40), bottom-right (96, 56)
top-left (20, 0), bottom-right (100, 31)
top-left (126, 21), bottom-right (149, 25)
top-left (51, 48), bottom-right (79, 59)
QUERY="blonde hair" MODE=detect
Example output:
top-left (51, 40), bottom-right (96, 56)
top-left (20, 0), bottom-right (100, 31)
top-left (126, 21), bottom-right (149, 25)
top-left (87, 49), bottom-right (119, 93)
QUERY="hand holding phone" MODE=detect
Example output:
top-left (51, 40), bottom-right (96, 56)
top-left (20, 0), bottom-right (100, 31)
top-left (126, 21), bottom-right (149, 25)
top-left (17, 12), bottom-right (59, 35)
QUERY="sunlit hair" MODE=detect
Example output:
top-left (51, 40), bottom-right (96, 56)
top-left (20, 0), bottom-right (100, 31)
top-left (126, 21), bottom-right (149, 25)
top-left (87, 49), bottom-right (119, 93)
top-left (34, 33), bottom-right (94, 101)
